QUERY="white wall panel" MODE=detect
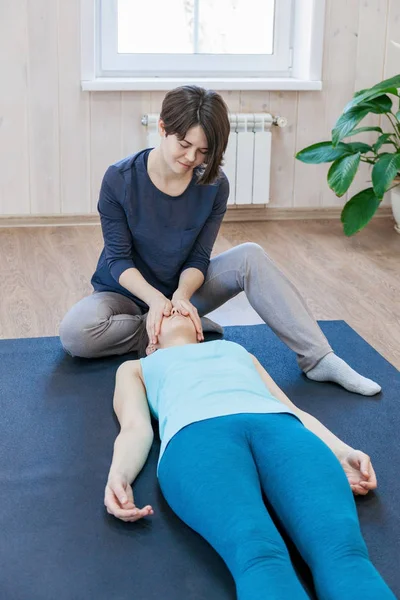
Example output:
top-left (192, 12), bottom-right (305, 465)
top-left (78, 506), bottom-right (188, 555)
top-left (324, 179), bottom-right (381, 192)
top-left (58, 0), bottom-right (91, 214)
top-left (253, 132), bottom-right (272, 205)
top-left (350, 0), bottom-right (390, 206)
top-left (0, 0), bottom-right (30, 214)
top-left (223, 132), bottom-right (237, 206)
top-left (235, 131), bottom-right (254, 205)
top-left (89, 92), bottom-right (123, 213)
top-left (27, 0), bottom-right (60, 214)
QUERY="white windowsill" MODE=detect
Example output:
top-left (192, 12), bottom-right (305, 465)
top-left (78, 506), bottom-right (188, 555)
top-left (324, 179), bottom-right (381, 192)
top-left (81, 77), bottom-right (323, 92)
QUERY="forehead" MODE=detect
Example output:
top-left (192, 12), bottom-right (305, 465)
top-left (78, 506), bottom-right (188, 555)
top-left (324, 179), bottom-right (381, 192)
top-left (182, 125), bottom-right (208, 148)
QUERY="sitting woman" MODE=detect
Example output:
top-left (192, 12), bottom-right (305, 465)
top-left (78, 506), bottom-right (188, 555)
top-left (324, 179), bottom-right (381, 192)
top-left (104, 309), bottom-right (395, 600)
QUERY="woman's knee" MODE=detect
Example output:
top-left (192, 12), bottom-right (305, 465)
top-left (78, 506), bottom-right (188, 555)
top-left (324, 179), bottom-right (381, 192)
top-left (227, 243), bottom-right (273, 289)
top-left (218, 520), bottom-right (290, 571)
top-left (59, 308), bottom-right (107, 358)
top-left (230, 531), bottom-right (291, 576)
top-left (306, 514), bottom-right (369, 569)
top-left (241, 242), bottom-right (264, 255)
top-left (234, 242), bottom-right (263, 259)
top-left (234, 242), bottom-right (271, 271)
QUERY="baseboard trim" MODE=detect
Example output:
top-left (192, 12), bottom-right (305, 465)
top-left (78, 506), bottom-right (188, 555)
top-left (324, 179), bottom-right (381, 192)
top-left (224, 205), bottom-right (394, 222)
top-left (0, 215), bottom-right (101, 228)
top-left (0, 206), bottom-right (393, 227)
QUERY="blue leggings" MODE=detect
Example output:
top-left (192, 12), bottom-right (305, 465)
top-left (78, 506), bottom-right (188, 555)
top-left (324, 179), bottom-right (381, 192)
top-left (158, 413), bottom-right (396, 600)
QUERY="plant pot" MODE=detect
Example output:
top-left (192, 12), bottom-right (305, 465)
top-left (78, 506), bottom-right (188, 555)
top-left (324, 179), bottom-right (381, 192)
top-left (390, 179), bottom-right (400, 234)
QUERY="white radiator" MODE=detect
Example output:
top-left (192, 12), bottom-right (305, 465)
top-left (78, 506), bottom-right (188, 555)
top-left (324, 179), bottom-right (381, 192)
top-left (142, 113), bottom-right (287, 206)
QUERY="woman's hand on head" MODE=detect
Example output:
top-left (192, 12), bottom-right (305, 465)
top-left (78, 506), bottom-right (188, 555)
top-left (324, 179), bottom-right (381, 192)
top-left (146, 293), bottom-right (173, 345)
top-left (338, 449), bottom-right (377, 496)
top-left (105, 474), bottom-right (154, 522)
top-left (171, 293), bottom-right (204, 341)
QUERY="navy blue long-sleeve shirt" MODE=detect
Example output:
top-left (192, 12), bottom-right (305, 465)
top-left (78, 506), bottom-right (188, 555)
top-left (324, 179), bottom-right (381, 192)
top-left (91, 149), bottom-right (230, 309)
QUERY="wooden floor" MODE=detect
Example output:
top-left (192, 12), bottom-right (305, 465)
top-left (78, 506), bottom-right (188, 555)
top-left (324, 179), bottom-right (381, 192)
top-left (0, 218), bottom-right (399, 369)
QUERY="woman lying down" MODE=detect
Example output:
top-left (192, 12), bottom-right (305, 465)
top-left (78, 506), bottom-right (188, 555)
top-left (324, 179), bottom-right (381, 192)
top-left (104, 308), bottom-right (396, 600)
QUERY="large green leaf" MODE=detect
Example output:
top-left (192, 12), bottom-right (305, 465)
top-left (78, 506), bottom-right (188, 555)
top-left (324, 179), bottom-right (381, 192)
top-left (353, 88), bottom-right (370, 98)
top-left (346, 142), bottom-right (373, 153)
top-left (295, 142), bottom-right (353, 164)
top-left (332, 95), bottom-right (394, 146)
top-left (396, 110), bottom-right (400, 120)
top-left (343, 75), bottom-right (400, 112)
top-left (332, 108), bottom-right (370, 146)
top-left (372, 153), bottom-right (400, 198)
top-left (380, 87), bottom-right (398, 97)
top-left (328, 153), bottom-right (361, 197)
top-left (373, 133), bottom-right (397, 153)
top-left (341, 188), bottom-right (381, 236)
top-left (344, 126), bottom-right (383, 137)
top-left (362, 95), bottom-right (393, 114)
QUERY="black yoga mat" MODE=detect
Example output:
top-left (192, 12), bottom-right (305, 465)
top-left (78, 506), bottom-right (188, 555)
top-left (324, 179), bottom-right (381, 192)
top-left (0, 321), bottom-right (399, 600)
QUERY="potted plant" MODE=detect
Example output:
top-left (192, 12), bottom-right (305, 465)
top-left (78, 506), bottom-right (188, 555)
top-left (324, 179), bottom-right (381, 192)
top-left (295, 74), bottom-right (400, 236)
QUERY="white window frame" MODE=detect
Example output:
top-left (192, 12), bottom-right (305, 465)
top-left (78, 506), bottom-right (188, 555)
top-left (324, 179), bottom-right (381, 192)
top-left (81, 0), bottom-right (326, 91)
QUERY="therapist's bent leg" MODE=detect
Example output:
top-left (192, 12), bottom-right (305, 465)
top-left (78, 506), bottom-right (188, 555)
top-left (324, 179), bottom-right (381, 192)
top-left (59, 291), bottom-right (145, 358)
top-left (191, 243), bottom-right (332, 372)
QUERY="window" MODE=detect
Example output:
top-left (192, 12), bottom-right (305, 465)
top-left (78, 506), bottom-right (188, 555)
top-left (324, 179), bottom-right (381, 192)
top-left (118, 0), bottom-right (276, 55)
top-left (81, 0), bottom-right (326, 90)
top-left (102, 0), bottom-right (292, 77)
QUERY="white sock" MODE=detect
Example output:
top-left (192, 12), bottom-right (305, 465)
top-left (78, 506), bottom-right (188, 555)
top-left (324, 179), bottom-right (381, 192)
top-left (306, 352), bottom-right (381, 396)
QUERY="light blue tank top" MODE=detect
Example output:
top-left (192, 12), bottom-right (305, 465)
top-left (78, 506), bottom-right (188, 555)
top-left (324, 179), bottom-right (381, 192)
top-left (140, 340), bottom-right (300, 472)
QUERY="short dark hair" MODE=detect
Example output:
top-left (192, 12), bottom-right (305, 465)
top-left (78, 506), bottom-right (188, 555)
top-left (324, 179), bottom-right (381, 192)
top-left (160, 85), bottom-right (230, 185)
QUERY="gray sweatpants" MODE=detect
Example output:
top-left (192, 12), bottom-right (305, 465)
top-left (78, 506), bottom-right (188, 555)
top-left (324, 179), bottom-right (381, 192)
top-left (59, 242), bottom-right (332, 372)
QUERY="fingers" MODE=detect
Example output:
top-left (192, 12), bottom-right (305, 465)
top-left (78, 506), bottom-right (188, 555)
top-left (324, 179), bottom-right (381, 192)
top-left (178, 299), bottom-right (204, 341)
top-left (349, 473), bottom-right (377, 492)
top-left (351, 481), bottom-right (369, 495)
top-left (359, 478), bottom-right (377, 490)
top-left (104, 487), bottom-right (154, 522)
top-left (154, 312), bottom-right (163, 342)
top-left (369, 465), bottom-right (378, 488)
top-left (106, 503), bottom-right (154, 522)
top-left (113, 483), bottom-right (128, 505)
top-left (360, 456), bottom-right (371, 479)
top-left (360, 472), bottom-right (376, 488)
top-left (147, 310), bottom-right (162, 344)
top-left (124, 505), bottom-right (154, 523)
top-left (104, 486), bottom-right (125, 515)
top-left (358, 455), bottom-right (378, 488)
top-left (146, 296), bottom-right (171, 344)
top-left (349, 452), bottom-right (377, 488)
top-left (177, 303), bottom-right (189, 315)
top-left (351, 479), bottom-right (377, 495)
top-left (163, 300), bottom-right (172, 317)
top-left (191, 310), bottom-right (204, 341)
top-left (153, 302), bottom-right (172, 341)
top-left (188, 311), bottom-right (203, 341)
top-left (146, 315), bottom-right (155, 345)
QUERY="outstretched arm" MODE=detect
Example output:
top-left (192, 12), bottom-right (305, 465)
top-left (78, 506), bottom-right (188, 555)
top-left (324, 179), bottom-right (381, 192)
top-left (105, 360), bottom-right (154, 522)
top-left (109, 360), bottom-right (154, 482)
